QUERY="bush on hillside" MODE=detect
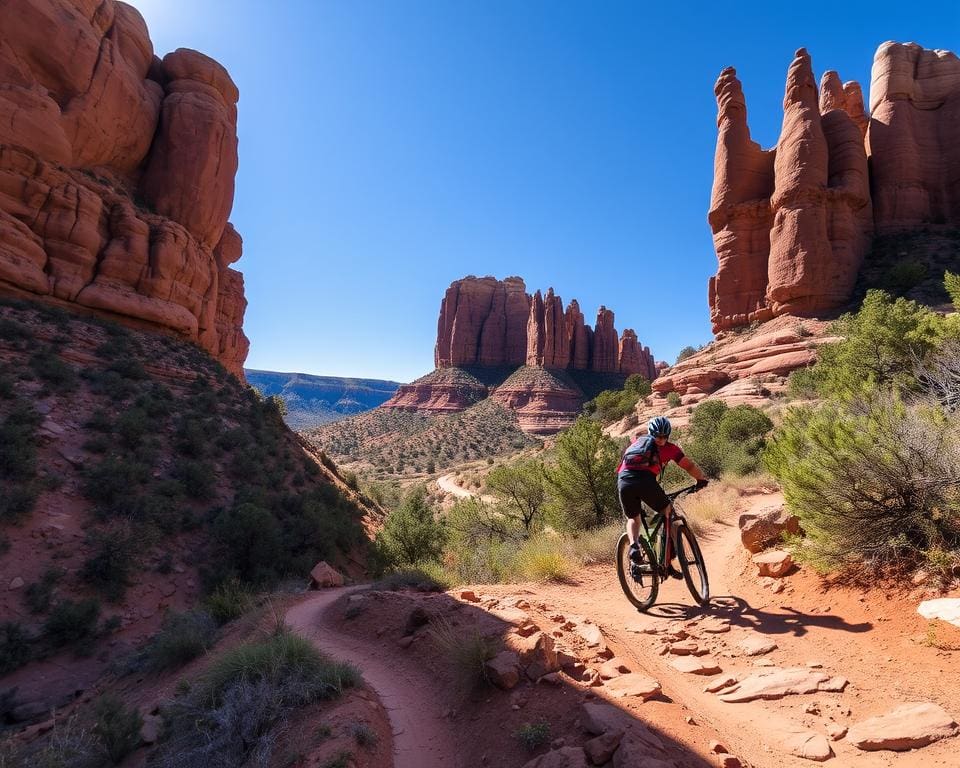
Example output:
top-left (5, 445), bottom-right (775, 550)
top-left (376, 485), bottom-right (446, 567)
top-left (583, 374), bottom-right (652, 423)
top-left (683, 401), bottom-right (772, 478)
top-left (666, 391), bottom-right (681, 408)
top-left (146, 610), bottom-right (218, 671)
top-left (485, 459), bottom-right (548, 535)
top-left (157, 632), bottom-right (358, 768)
top-left (764, 394), bottom-right (960, 577)
top-left (43, 598), bottom-right (101, 654)
top-left (92, 694), bottom-right (143, 765)
top-left (544, 418), bottom-right (620, 531)
top-left (676, 345), bottom-right (700, 363)
top-left (0, 621), bottom-right (32, 674)
top-left (803, 290), bottom-right (953, 399)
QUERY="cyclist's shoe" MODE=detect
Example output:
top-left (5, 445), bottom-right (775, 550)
top-left (628, 543), bottom-right (644, 564)
top-left (667, 557), bottom-right (683, 579)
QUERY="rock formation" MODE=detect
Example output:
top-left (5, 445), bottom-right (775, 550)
top-left (0, 0), bottom-right (248, 376)
top-left (434, 276), bottom-right (654, 377)
top-left (391, 276), bottom-right (661, 433)
top-left (708, 41), bottom-right (959, 335)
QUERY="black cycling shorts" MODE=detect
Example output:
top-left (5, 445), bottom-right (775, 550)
top-left (618, 473), bottom-right (670, 519)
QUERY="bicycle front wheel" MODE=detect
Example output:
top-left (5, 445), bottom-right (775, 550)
top-left (675, 522), bottom-right (710, 605)
top-left (616, 533), bottom-right (659, 612)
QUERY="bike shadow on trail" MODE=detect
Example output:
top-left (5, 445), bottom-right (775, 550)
top-left (643, 595), bottom-right (872, 637)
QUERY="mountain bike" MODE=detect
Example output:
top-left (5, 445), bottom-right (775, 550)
top-left (616, 484), bottom-right (710, 611)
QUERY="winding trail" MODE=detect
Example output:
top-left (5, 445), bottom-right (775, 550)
top-left (285, 588), bottom-right (458, 768)
top-left (435, 472), bottom-right (496, 503)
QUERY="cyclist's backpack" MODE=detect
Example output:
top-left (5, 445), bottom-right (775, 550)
top-left (619, 435), bottom-right (660, 473)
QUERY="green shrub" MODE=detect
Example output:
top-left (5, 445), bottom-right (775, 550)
top-left (684, 401), bottom-right (772, 478)
top-left (81, 528), bottom-right (140, 601)
top-left (372, 568), bottom-right (446, 592)
top-left (946, 270), bottom-right (960, 310)
top-left (0, 484), bottom-right (39, 522)
top-left (0, 402), bottom-right (41, 480)
top-left (676, 345), bottom-right (700, 363)
top-left (29, 350), bottom-right (76, 392)
top-left (92, 694), bottom-right (143, 765)
top-left (583, 374), bottom-right (651, 423)
top-left (82, 455), bottom-right (149, 510)
top-left (146, 611), bottom-right (217, 671)
top-left (883, 259), bottom-right (928, 292)
top-left (24, 567), bottom-right (65, 614)
top-left (43, 598), bottom-right (100, 652)
top-left (376, 486), bottom-right (445, 567)
top-left (174, 458), bottom-right (215, 500)
top-left (515, 721), bottom-right (551, 751)
top-left (666, 391), bottom-right (682, 408)
top-left (350, 722), bottom-right (378, 747)
top-left (544, 418), bottom-right (620, 532)
top-left (764, 395), bottom-right (960, 575)
top-left (198, 631), bottom-right (359, 706)
top-left (212, 502), bottom-right (283, 584)
top-left (204, 579), bottom-right (252, 625)
top-left (0, 622), bottom-right (32, 674)
top-left (115, 407), bottom-right (150, 449)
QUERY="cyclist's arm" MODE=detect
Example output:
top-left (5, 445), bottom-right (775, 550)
top-left (678, 456), bottom-right (707, 482)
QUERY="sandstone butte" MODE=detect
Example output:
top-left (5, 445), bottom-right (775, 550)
top-left (383, 276), bottom-right (660, 434)
top-left (708, 42), bottom-right (960, 335)
top-left (0, 0), bottom-right (248, 377)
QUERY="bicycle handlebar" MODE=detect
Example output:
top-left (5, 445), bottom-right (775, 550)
top-left (666, 483), bottom-right (700, 501)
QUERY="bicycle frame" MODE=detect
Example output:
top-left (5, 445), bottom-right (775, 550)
top-left (639, 483), bottom-right (698, 576)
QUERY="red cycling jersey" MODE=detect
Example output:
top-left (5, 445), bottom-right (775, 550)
top-left (617, 438), bottom-right (685, 478)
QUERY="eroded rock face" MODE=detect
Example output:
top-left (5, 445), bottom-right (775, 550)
top-left (0, 0), bottom-right (248, 377)
top-left (868, 43), bottom-right (960, 231)
top-left (709, 41), bottom-right (960, 335)
top-left (436, 276), bottom-right (654, 377)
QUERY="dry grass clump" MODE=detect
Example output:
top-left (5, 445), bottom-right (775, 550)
top-left (569, 522), bottom-right (623, 566)
top-left (679, 483), bottom-right (740, 534)
top-left (512, 536), bottom-right (576, 583)
top-left (719, 471), bottom-right (780, 494)
top-left (429, 615), bottom-right (499, 689)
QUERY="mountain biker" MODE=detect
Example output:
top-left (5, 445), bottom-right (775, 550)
top-left (617, 415), bottom-right (708, 574)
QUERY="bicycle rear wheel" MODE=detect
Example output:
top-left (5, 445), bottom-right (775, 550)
top-left (616, 533), bottom-right (659, 612)
top-left (675, 522), bottom-right (710, 605)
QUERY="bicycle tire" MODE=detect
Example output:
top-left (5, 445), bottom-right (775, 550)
top-left (675, 522), bottom-right (710, 605)
top-left (616, 532), bottom-right (659, 612)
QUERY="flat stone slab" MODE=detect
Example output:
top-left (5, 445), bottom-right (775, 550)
top-left (715, 667), bottom-right (847, 702)
top-left (847, 702), bottom-right (959, 751)
top-left (575, 622), bottom-right (605, 648)
top-left (781, 730), bottom-right (832, 761)
top-left (669, 656), bottom-right (722, 675)
top-left (602, 673), bottom-right (662, 700)
top-left (918, 598), bottom-right (960, 628)
top-left (738, 635), bottom-right (778, 656)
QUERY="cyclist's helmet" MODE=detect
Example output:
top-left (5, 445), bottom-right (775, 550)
top-left (647, 416), bottom-right (672, 439)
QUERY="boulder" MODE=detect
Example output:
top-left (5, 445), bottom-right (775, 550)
top-left (739, 507), bottom-right (801, 553)
top-left (584, 730), bottom-right (624, 765)
top-left (602, 674), bottom-right (662, 701)
top-left (505, 631), bottom-right (560, 680)
top-left (846, 702), bottom-right (959, 751)
top-left (917, 598), bottom-right (960, 628)
top-left (752, 550), bottom-right (793, 577)
top-left (483, 651), bottom-right (521, 690)
top-left (309, 561), bottom-right (344, 589)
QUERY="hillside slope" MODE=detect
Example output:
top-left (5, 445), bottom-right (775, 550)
top-left (0, 296), bottom-right (381, 722)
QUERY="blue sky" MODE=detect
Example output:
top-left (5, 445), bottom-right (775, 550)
top-left (130, 0), bottom-right (959, 381)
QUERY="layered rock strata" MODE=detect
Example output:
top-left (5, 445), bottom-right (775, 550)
top-left (709, 41), bottom-right (959, 335)
top-left (0, 0), bottom-right (248, 376)
top-left (434, 276), bottom-right (657, 379)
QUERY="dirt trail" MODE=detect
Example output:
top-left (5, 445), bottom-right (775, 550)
top-left (435, 472), bottom-right (496, 503)
top-left (520, 491), bottom-right (960, 768)
top-left (286, 589), bottom-right (458, 768)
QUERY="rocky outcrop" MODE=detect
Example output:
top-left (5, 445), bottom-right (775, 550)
top-left (398, 276), bottom-right (662, 433)
top-left (0, 0), bottom-right (248, 376)
top-left (868, 43), bottom-right (960, 232)
top-left (435, 276), bottom-right (656, 377)
top-left (709, 41), bottom-right (959, 335)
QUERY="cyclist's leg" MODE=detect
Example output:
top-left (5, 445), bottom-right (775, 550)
top-left (618, 478), bottom-right (645, 555)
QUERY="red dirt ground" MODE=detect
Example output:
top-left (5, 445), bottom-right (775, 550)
top-left (289, 489), bottom-right (960, 768)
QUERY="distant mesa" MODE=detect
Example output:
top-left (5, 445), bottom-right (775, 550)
top-left (245, 369), bottom-right (401, 430)
top-left (0, 0), bottom-right (248, 377)
top-left (708, 41), bottom-right (960, 335)
top-left (382, 276), bottom-right (661, 435)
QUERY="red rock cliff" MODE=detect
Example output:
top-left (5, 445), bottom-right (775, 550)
top-left (0, 0), bottom-right (248, 376)
top-left (709, 41), bottom-right (958, 335)
top-left (434, 276), bottom-right (655, 377)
